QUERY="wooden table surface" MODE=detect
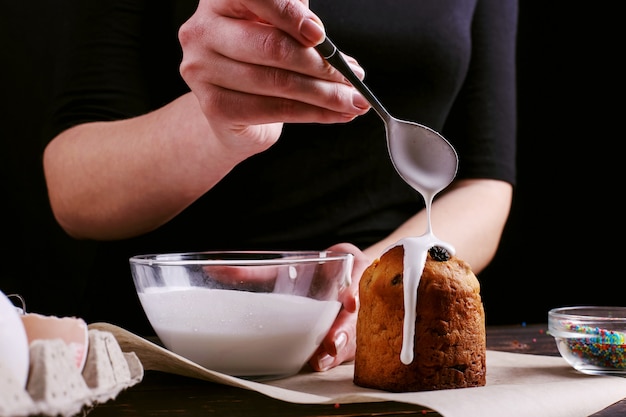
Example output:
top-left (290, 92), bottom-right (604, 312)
top-left (86, 324), bottom-right (626, 416)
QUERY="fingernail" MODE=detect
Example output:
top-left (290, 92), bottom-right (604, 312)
top-left (317, 354), bottom-right (335, 371)
top-left (332, 332), bottom-right (348, 356)
top-left (352, 92), bottom-right (370, 110)
top-left (348, 63), bottom-right (365, 80)
top-left (301, 18), bottom-right (325, 44)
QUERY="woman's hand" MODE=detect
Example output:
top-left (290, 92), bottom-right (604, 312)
top-left (178, 0), bottom-right (370, 159)
top-left (308, 242), bottom-right (372, 371)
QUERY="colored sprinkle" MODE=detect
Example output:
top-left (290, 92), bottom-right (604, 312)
top-left (564, 323), bottom-right (626, 369)
top-left (565, 323), bottom-right (626, 344)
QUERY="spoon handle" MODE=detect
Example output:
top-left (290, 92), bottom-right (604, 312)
top-left (315, 37), bottom-right (391, 123)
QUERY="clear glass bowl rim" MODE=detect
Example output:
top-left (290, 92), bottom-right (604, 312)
top-left (549, 307), bottom-right (626, 340)
top-left (129, 250), bottom-right (354, 266)
top-left (548, 306), bottom-right (626, 322)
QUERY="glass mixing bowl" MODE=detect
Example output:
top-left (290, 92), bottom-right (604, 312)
top-left (130, 250), bottom-right (353, 380)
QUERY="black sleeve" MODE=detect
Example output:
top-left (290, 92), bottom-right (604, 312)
top-left (43, 0), bottom-right (194, 146)
top-left (443, 0), bottom-right (518, 186)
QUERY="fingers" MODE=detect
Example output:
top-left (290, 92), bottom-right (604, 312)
top-left (179, 1), bottom-right (369, 129)
top-left (308, 307), bottom-right (357, 372)
top-left (205, 0), bottom-right (325, 46)
top-left (192, 55), bottom-right (369, 123)
top-left (307, 243), bottom-right (373, 372)
top-left (202, 265), bottom-right (278, 287)
top-left (326, 242), bottom-right (371, 312)
top-left (200, 17), bottom-right (359, 86)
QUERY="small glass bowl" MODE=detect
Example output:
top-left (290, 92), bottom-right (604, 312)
top-left (548, 306), bottom-right (626, 375)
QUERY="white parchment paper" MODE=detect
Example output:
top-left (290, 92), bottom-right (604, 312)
top-left (92, 322), bottom-right (626, 417)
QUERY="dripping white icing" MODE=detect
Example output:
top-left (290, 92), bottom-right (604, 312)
top-left (393, 235), bottom-right (455, 365)
top-left (386, 176), bottom-right (455, 365)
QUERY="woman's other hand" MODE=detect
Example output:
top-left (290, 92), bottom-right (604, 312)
top-left (308, 242), bottom-right (371, 371)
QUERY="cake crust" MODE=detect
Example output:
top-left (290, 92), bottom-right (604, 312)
top-left (353, 245), bottom-right (486, 392)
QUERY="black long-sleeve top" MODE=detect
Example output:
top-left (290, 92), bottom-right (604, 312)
top-left (44, 0), bottom-right (518, 333)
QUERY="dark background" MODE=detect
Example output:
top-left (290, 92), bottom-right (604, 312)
top-left (1, 2), bottom-right (623, 325)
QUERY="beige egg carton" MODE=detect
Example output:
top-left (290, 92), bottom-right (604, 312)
top-left (0, 329), bottom-right (143, 417)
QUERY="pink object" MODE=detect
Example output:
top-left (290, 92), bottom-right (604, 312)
top-left (21, 313), bottom-right (89, 371)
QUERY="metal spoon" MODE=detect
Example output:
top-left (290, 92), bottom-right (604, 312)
top-left (315, 37), bottom-right (459, 212)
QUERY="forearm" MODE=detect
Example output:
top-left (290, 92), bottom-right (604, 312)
top-left (43, 0), bottom-right (369, 241)
top-left (363, 179), bottom-right (513, 274)
top-left (43, 93), bottom-right (247, 240)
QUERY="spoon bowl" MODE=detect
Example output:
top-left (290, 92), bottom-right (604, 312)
top-left (316, 38), bottom-right (458, 205)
